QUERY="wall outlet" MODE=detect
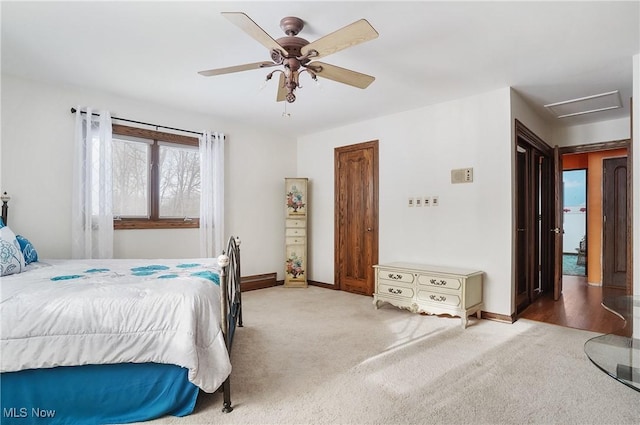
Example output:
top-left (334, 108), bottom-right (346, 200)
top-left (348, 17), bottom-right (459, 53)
top-left (423, 196), bottom-right (431, 207)
top-left (432, 196), bottom-right (439, 206)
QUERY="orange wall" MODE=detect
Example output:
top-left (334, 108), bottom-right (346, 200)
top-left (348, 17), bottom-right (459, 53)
top-left (563, 149), bottom-right (627, 285)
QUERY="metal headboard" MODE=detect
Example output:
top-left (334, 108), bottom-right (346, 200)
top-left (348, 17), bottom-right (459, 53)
top-left (1, 192), bottom-right (9, 225)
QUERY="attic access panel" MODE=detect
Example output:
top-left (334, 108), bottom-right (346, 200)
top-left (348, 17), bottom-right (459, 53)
top-left (544, 90), bottom-right (622, 119)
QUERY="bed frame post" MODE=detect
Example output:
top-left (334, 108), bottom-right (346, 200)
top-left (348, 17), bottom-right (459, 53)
top-left (235, 236), bottom-right (243, 327)
top-left (217, 251), bottom-right (234, 413)
top-left (1, 192), bottom-right (9, 225)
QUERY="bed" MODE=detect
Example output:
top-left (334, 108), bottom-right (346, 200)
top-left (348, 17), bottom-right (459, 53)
top-left (0, 200), bottom-right (243, 424)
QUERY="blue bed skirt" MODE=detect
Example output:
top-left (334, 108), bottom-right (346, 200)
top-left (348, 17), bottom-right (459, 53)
top-left (1, 363), bottom-right (199, 425)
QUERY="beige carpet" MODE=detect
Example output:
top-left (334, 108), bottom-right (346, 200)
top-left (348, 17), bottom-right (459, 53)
top-left (142, 286), bottom-right (639, 425)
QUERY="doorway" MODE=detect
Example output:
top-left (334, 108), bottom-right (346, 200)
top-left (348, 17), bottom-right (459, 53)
top-left (514, 121), bottom-right (555, 314)
top-left (334, 140), bottom-right (379, 295)
top-left (519, 141), bottom-right (632, 333)
top-left (562, 169), bottom-right (587, 277)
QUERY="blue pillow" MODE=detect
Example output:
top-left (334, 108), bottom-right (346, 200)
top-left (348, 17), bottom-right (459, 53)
top-left (16, 235), bottom-right (38, 265)
top-left (0, 217), bottom-right (4, 228)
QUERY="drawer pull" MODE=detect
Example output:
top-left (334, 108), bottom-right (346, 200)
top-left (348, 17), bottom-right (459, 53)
top-left (388, 288), bottom-right (403, 295)
top-left (430, 278), bottom-right (448, 286)
top-left (388, 273), bottom-right (403, 280)
top-left (429, 294), bottom-right (447, 302)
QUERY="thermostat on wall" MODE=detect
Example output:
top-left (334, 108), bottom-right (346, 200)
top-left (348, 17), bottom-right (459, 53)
top-left (451, 167), bottom-right (473, 183)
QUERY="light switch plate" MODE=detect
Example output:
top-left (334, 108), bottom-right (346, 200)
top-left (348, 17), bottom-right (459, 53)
top-left (424, 196), bottom-right (431, 207)
top-left (415, 197), bottom-right (422, 207)
top-left (408, 197), bottom-right (414, 207)
top-left (432, 196), bottom-right (439, 206)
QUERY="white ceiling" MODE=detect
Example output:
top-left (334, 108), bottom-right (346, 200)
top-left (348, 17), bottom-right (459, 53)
top-left (2, 1), bottom-right (639, 138)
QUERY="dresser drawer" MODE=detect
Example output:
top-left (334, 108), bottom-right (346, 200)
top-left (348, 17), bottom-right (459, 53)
top-left (285, 228), bottom-right (306, 237)
top-left (417, 289), bottom-right (461, 307)
top-left (286, 219), bottom-right (306, 228)
top-left (378, 269), bottom-right (415, 284)
top-left (417, 274), bottom-right (462, 291)
top-left (378, 282), bottom-right (415, 299)
top-left (286, 236), bottom-right (306, 245)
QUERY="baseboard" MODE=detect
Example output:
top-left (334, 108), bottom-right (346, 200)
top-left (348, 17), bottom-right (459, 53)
top-left (308, 280), bottom-right (336, 289)
top-left (240, 272), bottom-right (280, 292)
top-left (482, 311), bottom-right (516, 323)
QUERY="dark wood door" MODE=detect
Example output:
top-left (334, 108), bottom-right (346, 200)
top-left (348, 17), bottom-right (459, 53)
top-left (514, 121), bottom-right (555, 315)
top-left (515, 146), bottom-right (529, 310)
top-left (553, 146), bottom-right (563, 300)
top-left (334, 141), bottom-right (378, 295)
top-left (602, 157), bottom-right (628, 290)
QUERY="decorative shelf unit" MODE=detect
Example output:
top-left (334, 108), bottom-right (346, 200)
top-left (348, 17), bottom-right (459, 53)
top-left (373, 262), bottom-right (483, 328)
top-left (284, 178), bottom-right (308, 288)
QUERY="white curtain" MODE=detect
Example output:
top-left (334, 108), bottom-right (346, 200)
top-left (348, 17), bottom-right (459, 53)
top-left (199, 131), bottom-right (225, 257)
top-left (71, 106), bottom-right (114, 259)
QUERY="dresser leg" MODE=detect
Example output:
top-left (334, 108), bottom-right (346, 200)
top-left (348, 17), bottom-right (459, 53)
top-left (461, 315), bottom-right (468, 329)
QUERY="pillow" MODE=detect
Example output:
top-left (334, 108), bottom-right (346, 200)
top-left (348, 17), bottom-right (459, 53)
top-left (0, 217), bottom-right (4, 228)
top-left (16, 235), bottom-right (38, 265)
top-left (0, 226), bottom-right (25, 276)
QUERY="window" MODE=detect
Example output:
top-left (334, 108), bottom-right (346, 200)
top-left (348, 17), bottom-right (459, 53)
top-left (111, 124), bottom-right (200, 229)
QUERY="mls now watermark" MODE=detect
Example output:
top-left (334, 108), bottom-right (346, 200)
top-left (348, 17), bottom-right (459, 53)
top-left (4, 407), bottom-right (57, 419)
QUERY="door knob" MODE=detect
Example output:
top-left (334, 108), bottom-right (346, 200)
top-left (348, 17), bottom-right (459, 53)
top-left (367, 228), bottom-right (372, 232)
top-left (550, 228), bottom-right (560, 234)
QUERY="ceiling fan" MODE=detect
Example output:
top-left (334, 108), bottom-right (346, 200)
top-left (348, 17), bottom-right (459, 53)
top-left (198, 12), bottom-right (379, 103)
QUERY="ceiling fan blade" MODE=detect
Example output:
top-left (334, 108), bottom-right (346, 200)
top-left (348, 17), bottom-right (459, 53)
top-left (276, 73), bottom-right (287, 102)
top-left (222, 12), bottom-right (285, 54)
top-left (301, 19), bottom-right (378, 59)
top-left (198, 61), bottom-right (278, 76)
top-left (310, 62), bottom-right (375, 89)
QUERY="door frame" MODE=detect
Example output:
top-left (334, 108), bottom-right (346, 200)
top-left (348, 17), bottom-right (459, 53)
top-left (559, 139), bottom-right (632, 293)
top-left (514, 120), bottom-right (555, 313)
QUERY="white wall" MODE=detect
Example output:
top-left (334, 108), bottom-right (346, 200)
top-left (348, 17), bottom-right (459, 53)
top-left (298, 87), bottom-right (514, 316)
top-left (0, 74), bottom-right (296, 278)
top-left (552, 117), bottom-right (630, 146)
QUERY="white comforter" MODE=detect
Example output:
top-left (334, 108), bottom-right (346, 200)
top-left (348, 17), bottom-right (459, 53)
top-left (0, 258), bottom-right (232, 393)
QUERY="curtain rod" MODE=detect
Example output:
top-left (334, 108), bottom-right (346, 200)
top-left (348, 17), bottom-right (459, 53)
top-left (70, 107), bottom-right (218, 138)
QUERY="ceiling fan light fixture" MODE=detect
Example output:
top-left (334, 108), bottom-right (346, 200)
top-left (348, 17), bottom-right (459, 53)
top-left (199, 12), bottom-right (379, 104)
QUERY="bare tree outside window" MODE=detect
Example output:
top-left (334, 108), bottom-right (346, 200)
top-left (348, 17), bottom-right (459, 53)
top-left (159, 144), bottom-right (200, 218)
top-left (112, 138), bottom-right (149, 217)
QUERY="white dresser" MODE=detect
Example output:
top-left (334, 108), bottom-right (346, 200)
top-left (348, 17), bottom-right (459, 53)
top-left (373, 262), bottom-right (483, 328)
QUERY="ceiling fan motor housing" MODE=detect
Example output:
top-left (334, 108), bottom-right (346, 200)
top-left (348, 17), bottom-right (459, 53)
top-left (275, 36), bottom-right (310, 60)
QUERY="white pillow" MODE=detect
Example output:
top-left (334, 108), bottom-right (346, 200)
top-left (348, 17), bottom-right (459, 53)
top-left (0, 225), bottom-right (26, 276)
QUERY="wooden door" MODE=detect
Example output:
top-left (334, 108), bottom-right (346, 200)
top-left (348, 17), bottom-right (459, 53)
top-left (515, 145), bottom-right (530, 310)
top-left (334, 141), bottom-right (378, 295)
top-left (514, 120), bottom-right (554, 315)
top-left (553, 146), bottom-right (563, 300)
top-left (602, 157), bottom-right (628, 290)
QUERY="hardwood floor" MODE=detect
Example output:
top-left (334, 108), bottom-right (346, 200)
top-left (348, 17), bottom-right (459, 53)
top-left (519, 275), bottom-right (630, 337)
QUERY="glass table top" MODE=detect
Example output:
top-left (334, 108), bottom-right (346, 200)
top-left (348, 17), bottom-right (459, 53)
top-left (584, 296), bottom-right (640, 392)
